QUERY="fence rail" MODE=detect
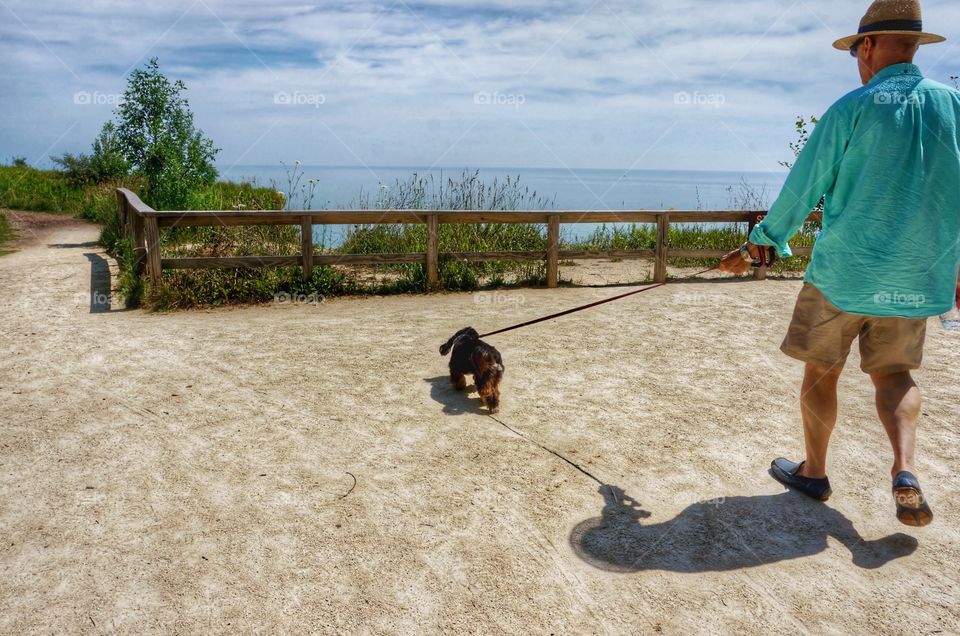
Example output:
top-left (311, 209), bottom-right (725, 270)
top-left (116, 188), bottom-right (816, 288)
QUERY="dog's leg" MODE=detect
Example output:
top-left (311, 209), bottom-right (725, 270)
top-left (450, 371), bottom-right (467, 391)
top-left (476, 374), bottom-right (500, 413)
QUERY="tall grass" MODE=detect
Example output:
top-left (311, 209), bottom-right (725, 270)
top-left (339, 171), bottom-right (554, 290)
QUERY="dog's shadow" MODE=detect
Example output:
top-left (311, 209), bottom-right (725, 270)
top-left (425, 376), bottom-right (489, 416)
top-left (570, 485), bottom-right (919, 573)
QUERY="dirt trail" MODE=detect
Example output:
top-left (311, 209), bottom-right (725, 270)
top-left (1, 217), bottom-right (958, 634)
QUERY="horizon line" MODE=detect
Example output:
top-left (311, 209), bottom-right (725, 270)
top-left (218, 163), bottom-right (791, 176)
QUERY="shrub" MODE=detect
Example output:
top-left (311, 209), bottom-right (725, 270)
top-left (51, 122), bottom-right (130, 186)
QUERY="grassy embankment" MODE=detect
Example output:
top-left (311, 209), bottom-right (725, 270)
top-left (0, 166), bottom-right (815, 309)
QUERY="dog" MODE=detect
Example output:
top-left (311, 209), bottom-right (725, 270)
top-left (439, 327), bottom-right (504, 413)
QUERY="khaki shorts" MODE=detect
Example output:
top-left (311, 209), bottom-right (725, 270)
top-left (781, 283), bottom-right (927, 375)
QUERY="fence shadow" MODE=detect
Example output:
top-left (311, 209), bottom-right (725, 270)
top-left (569, 485), bottom-right (917, 573)
top-left (425, 376), bottom-right (488, 416)
top-left (50, 241), bottom-right (100, 249)
top-left (84, 253), bottom-right (114, 314)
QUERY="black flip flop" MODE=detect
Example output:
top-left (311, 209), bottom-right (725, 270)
top-left (893, 471), bottom-right (933, 527)
top-left (770, 458), bottom-right (832, 501)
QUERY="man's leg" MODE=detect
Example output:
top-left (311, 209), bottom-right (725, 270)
top-left (796, 362), bottom-right (843, 479)
top-left (870, 371), bottom-right (920, 477)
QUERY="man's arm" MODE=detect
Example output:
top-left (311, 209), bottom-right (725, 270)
top-left (751, 107), bottom-right (849, 255)
top-left (721, 106), bottom-right (850, 273)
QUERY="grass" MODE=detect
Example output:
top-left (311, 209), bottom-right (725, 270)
top-left (0, 211), bottom-right (14, 256)
top-left (1, 164), bottom-right (815, 310)
top-left (576, 222), bottom-right (814, 273)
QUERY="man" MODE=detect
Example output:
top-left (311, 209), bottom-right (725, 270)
top-left (720, 0), bottom-right (960, 527)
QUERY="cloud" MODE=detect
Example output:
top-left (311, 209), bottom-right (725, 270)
top-left (1, 0), bottom-right (957, 174)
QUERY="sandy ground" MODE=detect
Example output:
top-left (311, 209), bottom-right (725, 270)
top-left (1, 216), bottom-right (958, 635)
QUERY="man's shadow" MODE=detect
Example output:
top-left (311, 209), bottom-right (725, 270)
top-left (570, 485), bottom-right (918, 573)
top-left (425, 376), bottom-right (488, 415)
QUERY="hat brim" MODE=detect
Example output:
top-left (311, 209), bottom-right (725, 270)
top-left (833, 31), bottom-right (946, 51)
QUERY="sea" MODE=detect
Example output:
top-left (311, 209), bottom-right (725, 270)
top-left (218, 164), bottom-right (788, 246)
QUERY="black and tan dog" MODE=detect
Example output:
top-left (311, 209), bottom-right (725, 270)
top-left (439, 327), bottom-right (504, 413)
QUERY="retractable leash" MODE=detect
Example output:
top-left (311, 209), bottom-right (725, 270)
top-left (478, 245), bottom-right (777, 339)
top-left (478, 265), bottom-right (720, 339)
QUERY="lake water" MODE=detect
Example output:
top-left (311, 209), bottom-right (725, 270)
top-left (218, 164), bottom-right (788, 246)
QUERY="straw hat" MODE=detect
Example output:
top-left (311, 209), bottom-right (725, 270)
top-left (832, 0), bottom-right (945, 51)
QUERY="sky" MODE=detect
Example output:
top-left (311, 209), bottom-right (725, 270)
top-left (1, 0), bottom-right (958, 175)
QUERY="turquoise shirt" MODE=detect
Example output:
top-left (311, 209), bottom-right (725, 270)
top-left (750, 63), bottom-right (960, 318)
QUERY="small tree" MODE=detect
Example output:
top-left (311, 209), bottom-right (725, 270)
top-left (114, 58), bottom-right (219, 209)
top-left (778, 116), bottom-right (819, 170)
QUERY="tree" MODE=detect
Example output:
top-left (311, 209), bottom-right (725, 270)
top-left (114, 58), bottom-right (219, 210)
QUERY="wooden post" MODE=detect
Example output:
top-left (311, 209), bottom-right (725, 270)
top-left (748, 213), bottom-right (767, 281)
top-left (301, 215), bottom-right (314, 280)
top-left (654, 213), bottom-right (669, 283)
top-left (131, 207), bottom-right (146, 277)
top-left (426, 214), bottom-right (439, 289)
top-left (143, 216), bottom-right (162, 283)
top-left (115, 190), bottom-right (127, 231)
top-left (547, 214), bottom-right (560, 288)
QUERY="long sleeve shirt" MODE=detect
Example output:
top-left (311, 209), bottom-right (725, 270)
top-left (749, 63), bottom-right (960, 318)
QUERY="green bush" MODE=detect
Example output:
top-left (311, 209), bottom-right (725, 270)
top-left (51, 122), bottom-right (130, 186)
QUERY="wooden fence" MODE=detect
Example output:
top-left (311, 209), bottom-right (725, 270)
top-left (116, 188), bottom-right (816, 288)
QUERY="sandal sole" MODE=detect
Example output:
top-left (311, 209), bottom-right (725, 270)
top-left (895, 487), bottom-right (934, 527)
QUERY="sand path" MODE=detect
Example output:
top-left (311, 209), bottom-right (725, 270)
top-left (1, 217), bottom-right (958, 634)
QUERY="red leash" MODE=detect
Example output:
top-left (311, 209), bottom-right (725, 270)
top-left (479, 265), bottom-right (721, 339)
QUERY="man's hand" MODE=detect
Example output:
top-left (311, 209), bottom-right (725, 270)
top-left (720, 242), bottom-right (760, 275)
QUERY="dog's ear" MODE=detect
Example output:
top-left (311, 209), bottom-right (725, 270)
top-left (440, 338), bottom-right (454, 356)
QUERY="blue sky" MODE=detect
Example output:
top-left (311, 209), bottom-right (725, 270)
top-left (1, 0), bottom-right (958, 174)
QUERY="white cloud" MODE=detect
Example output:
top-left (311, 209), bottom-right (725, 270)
top-left (1, 0), bottom-right (957, 173)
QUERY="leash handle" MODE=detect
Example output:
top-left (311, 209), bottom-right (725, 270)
top-left (479, 265), bottom-right (719, 339)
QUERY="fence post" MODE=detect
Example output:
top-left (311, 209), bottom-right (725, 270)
top-left (131, 211), bottom-right (146, 277)
top-left (301, 215), bottom-right (314, 280)
top-left (748, 213), bottom-right (767, 281)
top-left (143, 216), bottom-right (162, 283)
top-left (115, 190), bottom-right (127, 232)
top-left (117, 190), bottom-right (147, 276)
top-left (654, 213), bottom-right (669, 283)
top-left (426, 214), bottom-right (439, 289)
top-left (547, 215), bottom-right (560, 288)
